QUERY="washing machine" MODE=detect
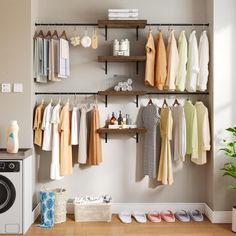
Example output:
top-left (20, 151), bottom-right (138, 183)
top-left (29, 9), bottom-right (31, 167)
top-left (0, 151), bottom-right (32, 234)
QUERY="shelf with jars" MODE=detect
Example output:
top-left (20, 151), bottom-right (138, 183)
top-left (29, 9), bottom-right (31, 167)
top-left (97, 111), bottom-right (146, 143)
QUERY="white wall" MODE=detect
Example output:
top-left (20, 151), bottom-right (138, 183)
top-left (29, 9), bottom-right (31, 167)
top-left (213, 0), bottom-right (236, 211)
top-left (0, 0), bottom-right (32, 148)
top-left (34, 0), bottom-right (210, 204)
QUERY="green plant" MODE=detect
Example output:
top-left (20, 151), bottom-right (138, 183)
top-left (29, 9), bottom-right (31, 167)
top-left (220, 126), bottom-right (236, 189)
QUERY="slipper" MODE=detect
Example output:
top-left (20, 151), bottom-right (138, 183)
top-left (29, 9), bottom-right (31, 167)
top-left (189, 209), bottom-right (204, 222)
top-left (132, 211), bottom-right (147, 223)
top-left (175, 210), bottom-right (190, 222)
top-left (161, 210), bottom-right (175, 222)
top-left (147, 211), bottom-right (161, 223)
top-left (118, 211), bottom-right (132, 224)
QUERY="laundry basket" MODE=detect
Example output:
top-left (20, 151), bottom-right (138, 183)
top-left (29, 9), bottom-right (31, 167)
top-left (50, 188), bottom-right (67, 224)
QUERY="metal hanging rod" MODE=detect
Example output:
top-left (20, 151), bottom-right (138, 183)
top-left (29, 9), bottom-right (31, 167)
top-left (35, 23), bottom-right (209, 27)
top-left (35, 92), bottom-right (98, 95)
top-left (146, 23), bottom-right (209, 26)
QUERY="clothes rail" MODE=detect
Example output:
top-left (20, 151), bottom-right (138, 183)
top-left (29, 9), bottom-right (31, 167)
top-left (35, 92), bottom-right (98, 95)
top-left (35, 23), bottom-right (209, 27)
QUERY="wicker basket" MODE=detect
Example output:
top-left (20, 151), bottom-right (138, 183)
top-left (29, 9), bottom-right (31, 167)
top-left (52, 188), bottom-right (67, 224)
top-left (74, 202), bottom-right (112, 222)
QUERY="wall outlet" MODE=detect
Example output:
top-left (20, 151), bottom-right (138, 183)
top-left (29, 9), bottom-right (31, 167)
top-left (13, 83), bottom-right (23, 93)
top-left (1, 83), bottom-right (11, 93)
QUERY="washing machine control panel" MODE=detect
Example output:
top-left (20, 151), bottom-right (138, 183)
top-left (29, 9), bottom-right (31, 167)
top-left (0, 161), bottom-right (20, 172)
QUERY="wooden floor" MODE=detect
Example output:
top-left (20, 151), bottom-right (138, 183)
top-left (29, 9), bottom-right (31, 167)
top-left (21, 215), bottom-right (234, 236)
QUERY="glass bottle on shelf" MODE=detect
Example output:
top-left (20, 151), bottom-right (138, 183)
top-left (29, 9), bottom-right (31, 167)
top-left (110, 112), bottom-right (116, 125)
top-left (106, 114), bottom-right (111, 128)
top-left (126, 114), bottom-right (132, 125)
top-left (117, 111), bottom-right (123, 125)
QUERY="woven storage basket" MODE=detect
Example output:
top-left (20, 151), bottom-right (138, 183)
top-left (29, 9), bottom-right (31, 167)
top-left (74, 202), bottom-right (112, 222)
top-left (51, 188), bottom-right (67, 224)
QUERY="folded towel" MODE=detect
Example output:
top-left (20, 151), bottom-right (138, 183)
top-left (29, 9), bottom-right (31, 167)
top-left (108, 17), bottom-right (139, 20)
top-left (108, 9), bottom-right (138, 13)
top-left (108, 12), bottom-right (138, 18)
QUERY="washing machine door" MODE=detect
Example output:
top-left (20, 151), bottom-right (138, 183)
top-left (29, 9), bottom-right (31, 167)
top-left (0, 175), bottom-right (16, 214)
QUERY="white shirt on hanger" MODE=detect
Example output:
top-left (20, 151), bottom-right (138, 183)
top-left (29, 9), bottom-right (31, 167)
top-left (58, 38), bottom-right (70, 78)
top-left (197, 31), bottom-right (209, 91)
top-left (192, 101), bottom-right (211, 165)
top-left (41, 102), bottom-right (53, 151)
top-left (176, 30), bottom-right (188, 91)
top-left (71, 106), bottom-right (80, 145)
top-left (78, 106), bottom-right (87, 164)
top-left (51, 103), bottom-right (63, 180)
top-left (186, 30), bottom-right (199, 92)
top-left (171, 105), bottom-right (186, 161)
top-left (165, 30), bottom-right (179, 91)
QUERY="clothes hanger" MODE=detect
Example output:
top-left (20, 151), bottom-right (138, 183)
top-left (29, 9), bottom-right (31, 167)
top-left (173, 98), bottom-right (180, 107)
top-left (162, 98), bottom-right (168, 108)
top-left (41, 98), bottom-right (45, 105)
top-left (52, 30), bottom-right (59, 39)
top-left (37, 30), bottom-right (45, 39)
top-left (60, 30), bottom-right (68, 41)
top-left (57, 97), bottom-right (61, 105)
top-left (33, 31), bottom-right (38, 39)
top-left (45, 30), bottom-right (52, 39)
top-left (50, 98), bottom-right (53, 104)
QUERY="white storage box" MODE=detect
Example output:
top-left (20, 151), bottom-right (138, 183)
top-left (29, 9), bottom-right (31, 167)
top-left (74, 202), bottom-right (112, 222)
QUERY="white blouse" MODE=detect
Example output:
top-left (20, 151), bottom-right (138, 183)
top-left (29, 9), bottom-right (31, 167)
top-left (197, 31), bottom-right (209, 91)
top-left (186, 31), bottom-right (199, 92)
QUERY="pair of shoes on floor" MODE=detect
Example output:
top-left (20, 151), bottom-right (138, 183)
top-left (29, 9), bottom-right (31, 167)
top-left (118, 211), bottom-right (147, 224)
top-left (175, 209), bottom-right (204, 222)
top-left (148, 210), bottom-right (174, 223)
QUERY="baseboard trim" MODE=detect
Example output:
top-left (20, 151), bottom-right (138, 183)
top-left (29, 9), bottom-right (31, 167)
top-left (36, 202), bottom-right (232, 224)
top-left (32, 203), bottom-right (40, 223)
top-left (204, 204), bottom-right (232, 223)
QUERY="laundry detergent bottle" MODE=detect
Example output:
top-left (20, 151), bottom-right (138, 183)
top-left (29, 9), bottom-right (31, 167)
top-left (6, 120), bottom-right (19, 153)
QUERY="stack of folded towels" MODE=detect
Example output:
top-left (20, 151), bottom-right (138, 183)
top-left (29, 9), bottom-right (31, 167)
top-left (108, 9), bottom-right (139, 20)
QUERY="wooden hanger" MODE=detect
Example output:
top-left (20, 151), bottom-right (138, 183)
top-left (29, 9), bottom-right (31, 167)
top-left (148, 98), bottom-right (153, 105)
top-left (37, 30), bottom-right (45, 39)
top-left (45, 30), bottom-right (52, 39)
top-left (60, 30), bottom-right (68, 41)
top-left (52, 30), bottom-right (59, 39)
top-left (162, 98), bottom-right (168, 108)
top-left (173, 98), bottom-right (180, 107)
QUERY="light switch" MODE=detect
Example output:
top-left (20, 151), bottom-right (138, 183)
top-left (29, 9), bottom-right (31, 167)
top-left (1, 83), bottom-right (11, 93)
top-left (13, 83), bottom-right (23, 93)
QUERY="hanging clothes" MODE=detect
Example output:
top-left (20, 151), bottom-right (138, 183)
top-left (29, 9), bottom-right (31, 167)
top-left (193, 101), bottom-right (211, 165)
top-left (34, 37), bottom-right (47, 83)
top-left (33, 102), bottom-right (45, 147)
top-left (41, 102), bottom-right (53, 151)
top-left (59, 102), bottom-right (73, 176)
top-left (142, 103), bottom-right (161, 179)
top-left (157, 107), bottom-right (173, 185)
top-left (176, 30), bottom-right (188, 92)
top-left (184, 100), bottom-right (198, 160)
top-left (145, 31), bottom-right (155, 87)
top-left (165, 30), bottom-right (179, 91)
top-left (78, 106), bottom-right (88, 164)
top-left (171, 105), bottom-right (186, 161)
top-left (58, 38), bottom-right (70, 78)
top-left (51, 103), bottom-right (63, 180)
top-left (88, 106), bottom-right (102, 165)
top-left (43, 38), bottom-right (49, 77)
top-left (49, 39), bottom-right (61, 82)
top-left (154, 31), bottom-right (167, 90)
top-left (71, 106), bottom-right (80, 145)
top-left (186, 31), bottom-right (199, 92)
top-left (197, 31), bottom-right (209, 91)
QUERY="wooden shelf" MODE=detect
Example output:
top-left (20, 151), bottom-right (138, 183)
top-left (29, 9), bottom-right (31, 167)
top-left (98, 90), bottom-right (146, 107)
top-left (97, 128), bottom-right (146, 134)
top-left (98, 56), bottom-right (146, 62)
top-left (98, 56), bottom-right (146, 75)
top-left (98, 19), bottom-right (147, 40)
top-left (98, 19), bottom-right (147, 28)
top-left (97, 127), bottom-right (147, 143)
